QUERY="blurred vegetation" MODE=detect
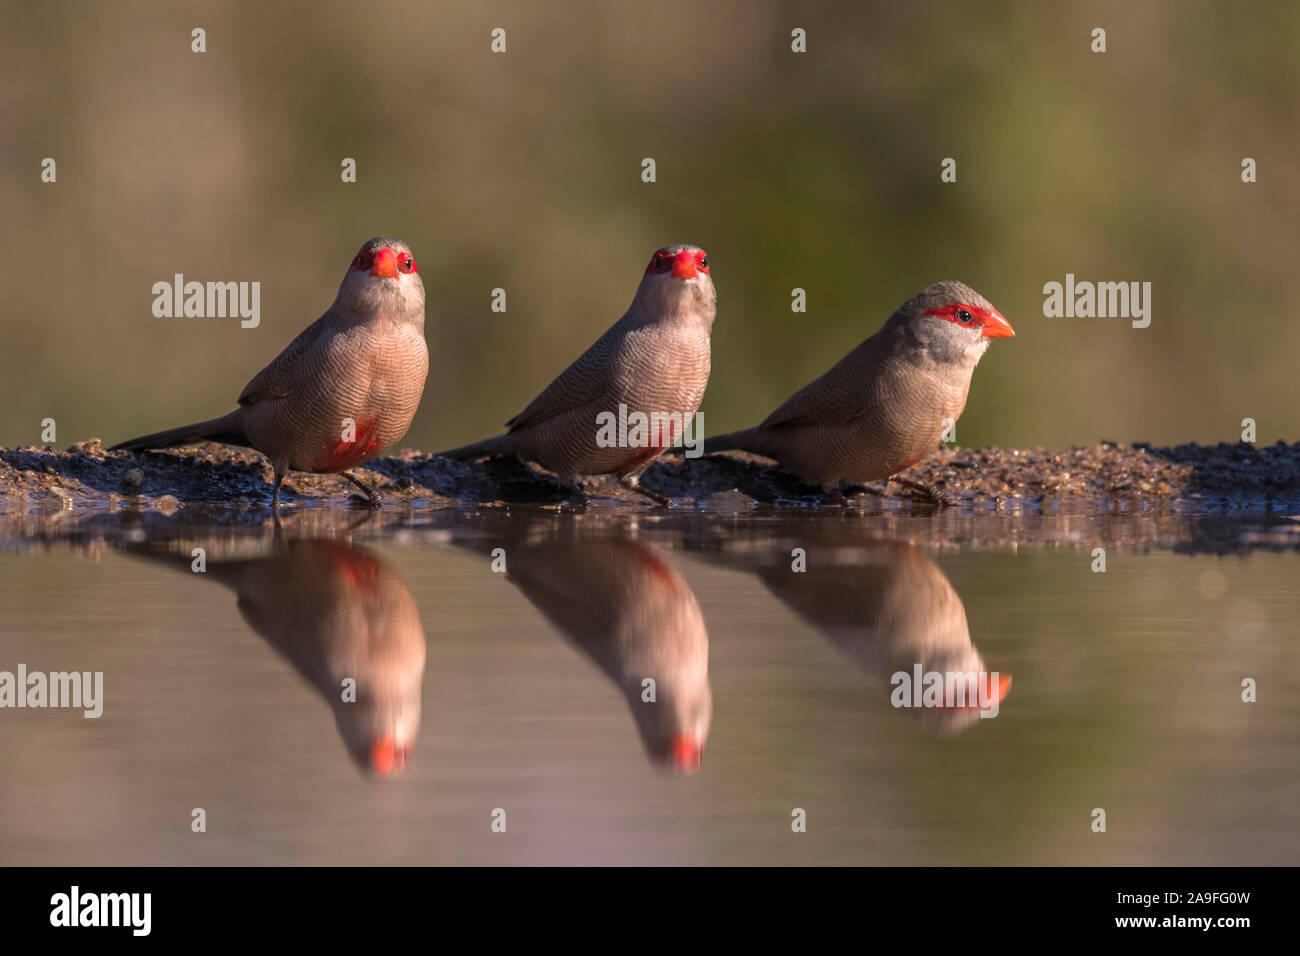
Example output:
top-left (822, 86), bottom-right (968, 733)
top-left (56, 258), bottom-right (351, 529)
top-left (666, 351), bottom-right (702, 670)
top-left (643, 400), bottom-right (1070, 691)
top-left (1, 0), bottom-right (1297, 451)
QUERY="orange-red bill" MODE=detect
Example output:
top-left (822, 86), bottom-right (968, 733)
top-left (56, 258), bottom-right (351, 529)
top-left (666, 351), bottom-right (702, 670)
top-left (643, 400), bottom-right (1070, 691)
top-left (370, 246), bottom-right (399, 278)
top-left (370, 736), bottom-right (410, 775)
top-left (671, 250), bottom-right (698, 280)
top-left (671, 733), bottom-right (702, 772)
top-left (981, 308), bottom-right (1015, 339)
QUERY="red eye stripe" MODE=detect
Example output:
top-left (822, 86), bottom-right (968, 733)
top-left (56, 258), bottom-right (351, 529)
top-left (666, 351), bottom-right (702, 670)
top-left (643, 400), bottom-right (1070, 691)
top-left (644, 251), bottom-right (674, 274)
top-left (644, 249), bottom-right (708, 275)
top-left (924, 302), bottom-right (1015, 339)
top-left (924, 304), bottom-right (980, 325)
top-left (353, 248), bottom-right (416, 274)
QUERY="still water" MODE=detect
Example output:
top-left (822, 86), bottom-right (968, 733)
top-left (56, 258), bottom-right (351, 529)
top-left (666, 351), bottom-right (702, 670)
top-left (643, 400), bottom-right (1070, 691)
top-left (1, 507), bottom-right (1297, 865)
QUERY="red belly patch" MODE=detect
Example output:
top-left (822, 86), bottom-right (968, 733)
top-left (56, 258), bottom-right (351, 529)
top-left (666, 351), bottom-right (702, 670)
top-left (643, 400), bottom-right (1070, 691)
top-left (642, 549), bottom-right (679, 593)
top-left (324, 543), bottom-right (381, 597)
top-left (614, 419), bottom-right (679, 472)
top-left (615, 443), bottom-right (667, 472)
top-left (312, 416), bottom-right (383, 472)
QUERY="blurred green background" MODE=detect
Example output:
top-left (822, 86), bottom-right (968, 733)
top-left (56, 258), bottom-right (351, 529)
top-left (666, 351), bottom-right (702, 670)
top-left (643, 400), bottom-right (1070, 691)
top-left (1, 0), bottom-right (1296, 452)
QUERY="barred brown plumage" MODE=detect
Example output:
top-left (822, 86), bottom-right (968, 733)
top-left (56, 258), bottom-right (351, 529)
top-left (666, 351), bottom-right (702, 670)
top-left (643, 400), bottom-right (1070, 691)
top-left (703, 280), bottom-right (1013, 505)
top-left (110, 237), bottom-right (429, 513)
top-left (436, 244), bottom-right (716, 506)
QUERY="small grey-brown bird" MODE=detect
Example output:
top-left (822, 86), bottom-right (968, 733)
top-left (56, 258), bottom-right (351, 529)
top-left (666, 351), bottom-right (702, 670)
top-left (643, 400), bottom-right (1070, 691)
top-left (704, 281), bottom-right (1012, 503)
top-left (437, 244), bottom-right (716, 504)
top-left (111, 237), bottom-right (428, 511)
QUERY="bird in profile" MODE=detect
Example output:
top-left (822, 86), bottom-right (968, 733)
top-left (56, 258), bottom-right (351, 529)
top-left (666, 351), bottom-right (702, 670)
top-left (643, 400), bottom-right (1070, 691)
top-left (110, 237), bottom-right (428, 513)
top-left (437, 244), bottom-right (716, 505)
top-left (704, 281), bottom-right (1012, 504)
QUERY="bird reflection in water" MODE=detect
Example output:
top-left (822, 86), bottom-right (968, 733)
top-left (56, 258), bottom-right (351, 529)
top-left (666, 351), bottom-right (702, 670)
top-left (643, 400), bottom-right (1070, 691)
top-left (711, 534), bottom-right (1010, 733)
top-left (465, 529), bottom-right (711, 773)
top-left (119, 534), bottom-right (425, 777)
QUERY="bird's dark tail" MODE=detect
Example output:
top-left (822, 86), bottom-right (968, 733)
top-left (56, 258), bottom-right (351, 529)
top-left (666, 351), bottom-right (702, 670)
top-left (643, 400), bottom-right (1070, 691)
top-left (109, 409), bottom-right (248, 452)
top-left (702, 427), bottom-right (763, 456)
top-left (434, 433), bottom-right (513, 461)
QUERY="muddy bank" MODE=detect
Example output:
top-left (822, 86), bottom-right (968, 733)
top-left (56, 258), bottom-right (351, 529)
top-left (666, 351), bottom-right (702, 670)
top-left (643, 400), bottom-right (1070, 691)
top-left (1, 438), bottom-right (1298, 518)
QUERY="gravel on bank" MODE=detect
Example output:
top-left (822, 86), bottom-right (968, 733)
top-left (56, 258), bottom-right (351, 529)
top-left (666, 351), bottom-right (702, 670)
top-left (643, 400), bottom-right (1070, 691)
top-left (1, 438), bottom-right (1298, 517)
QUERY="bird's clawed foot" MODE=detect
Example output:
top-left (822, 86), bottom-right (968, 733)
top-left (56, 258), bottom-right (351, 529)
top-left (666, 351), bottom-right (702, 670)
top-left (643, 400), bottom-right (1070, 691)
top-left (822, 486), bottom-right (849, 507)
top-left (893, 477), bottom-right (952, 508)
top-left (343, 472), bottom-right (383, 510)
top-left (619, 473), bottom-right (674, 507)
top-left (556, 476), bottom-right (589, 508)
top-left (635, 485), bottom-right (673, 507)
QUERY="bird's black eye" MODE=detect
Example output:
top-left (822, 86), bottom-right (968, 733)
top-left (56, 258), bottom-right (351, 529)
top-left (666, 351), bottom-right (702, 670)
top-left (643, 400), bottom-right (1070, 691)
top-left (700, 255), bottom-right (708, 269)
top-left (957, 309), bottom-right (973, 323)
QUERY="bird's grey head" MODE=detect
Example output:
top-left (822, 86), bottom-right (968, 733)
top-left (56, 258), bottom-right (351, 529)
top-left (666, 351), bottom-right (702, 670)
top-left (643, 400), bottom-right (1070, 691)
top-left (337, 236), bottom-right (426, 321)
top-left (890, 280), bottom-right (1014, 365)
top-left (630, 243), bottom-right (717, 327)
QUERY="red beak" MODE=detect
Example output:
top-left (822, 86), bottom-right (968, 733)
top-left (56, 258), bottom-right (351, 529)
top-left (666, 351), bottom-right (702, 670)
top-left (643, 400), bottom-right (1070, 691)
top-left (671, 250), bottom-right (698, 280)
top-left (369, 735), bottom-right (409, 775)
top-left (993, 672), bottom-right (1012, 705)
top-left (370, 247), bottom-right (399, 279)
top-left (671, 733), bottom-right (702, 773)
top-left (981, 308), bottom-right (1015, 339)
top-left (932, 672), bottom-right (1013, 711)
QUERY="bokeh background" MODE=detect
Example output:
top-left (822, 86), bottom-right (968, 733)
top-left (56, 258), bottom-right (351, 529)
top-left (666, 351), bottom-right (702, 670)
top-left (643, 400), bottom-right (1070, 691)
top-left (1, 0), bottom-right (1297, 452)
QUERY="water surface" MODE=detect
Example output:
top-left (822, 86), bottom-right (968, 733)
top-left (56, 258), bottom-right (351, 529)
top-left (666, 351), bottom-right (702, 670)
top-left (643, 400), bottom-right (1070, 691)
top-left (1, 507), bottom-right (1296, 865)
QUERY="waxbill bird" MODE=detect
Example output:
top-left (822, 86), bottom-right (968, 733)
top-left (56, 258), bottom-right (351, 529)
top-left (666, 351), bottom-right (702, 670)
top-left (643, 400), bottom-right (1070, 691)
top-left (110, 237), bottom-right (428, 512)
top-left (437, 244), bottom-right (716, 505)
top-left (703, 281), bottom-right (1012, 504)
top-left (115, 535), bottom-right (427, 777)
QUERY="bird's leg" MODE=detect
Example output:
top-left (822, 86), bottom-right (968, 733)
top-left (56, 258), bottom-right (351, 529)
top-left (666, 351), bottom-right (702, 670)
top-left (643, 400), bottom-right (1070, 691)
top-left (553, 473), bottom-right (588, 507)
top-left (271, 469), bottom-right (285, 519)
top-left (820, 482), bottom-right (849, 507)
top-left (619, 470), bottom-right (672, 507)
top-left (893, 476), bottom-right (951, 508)
top-left (343, 471), bottom-right (383, 509)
